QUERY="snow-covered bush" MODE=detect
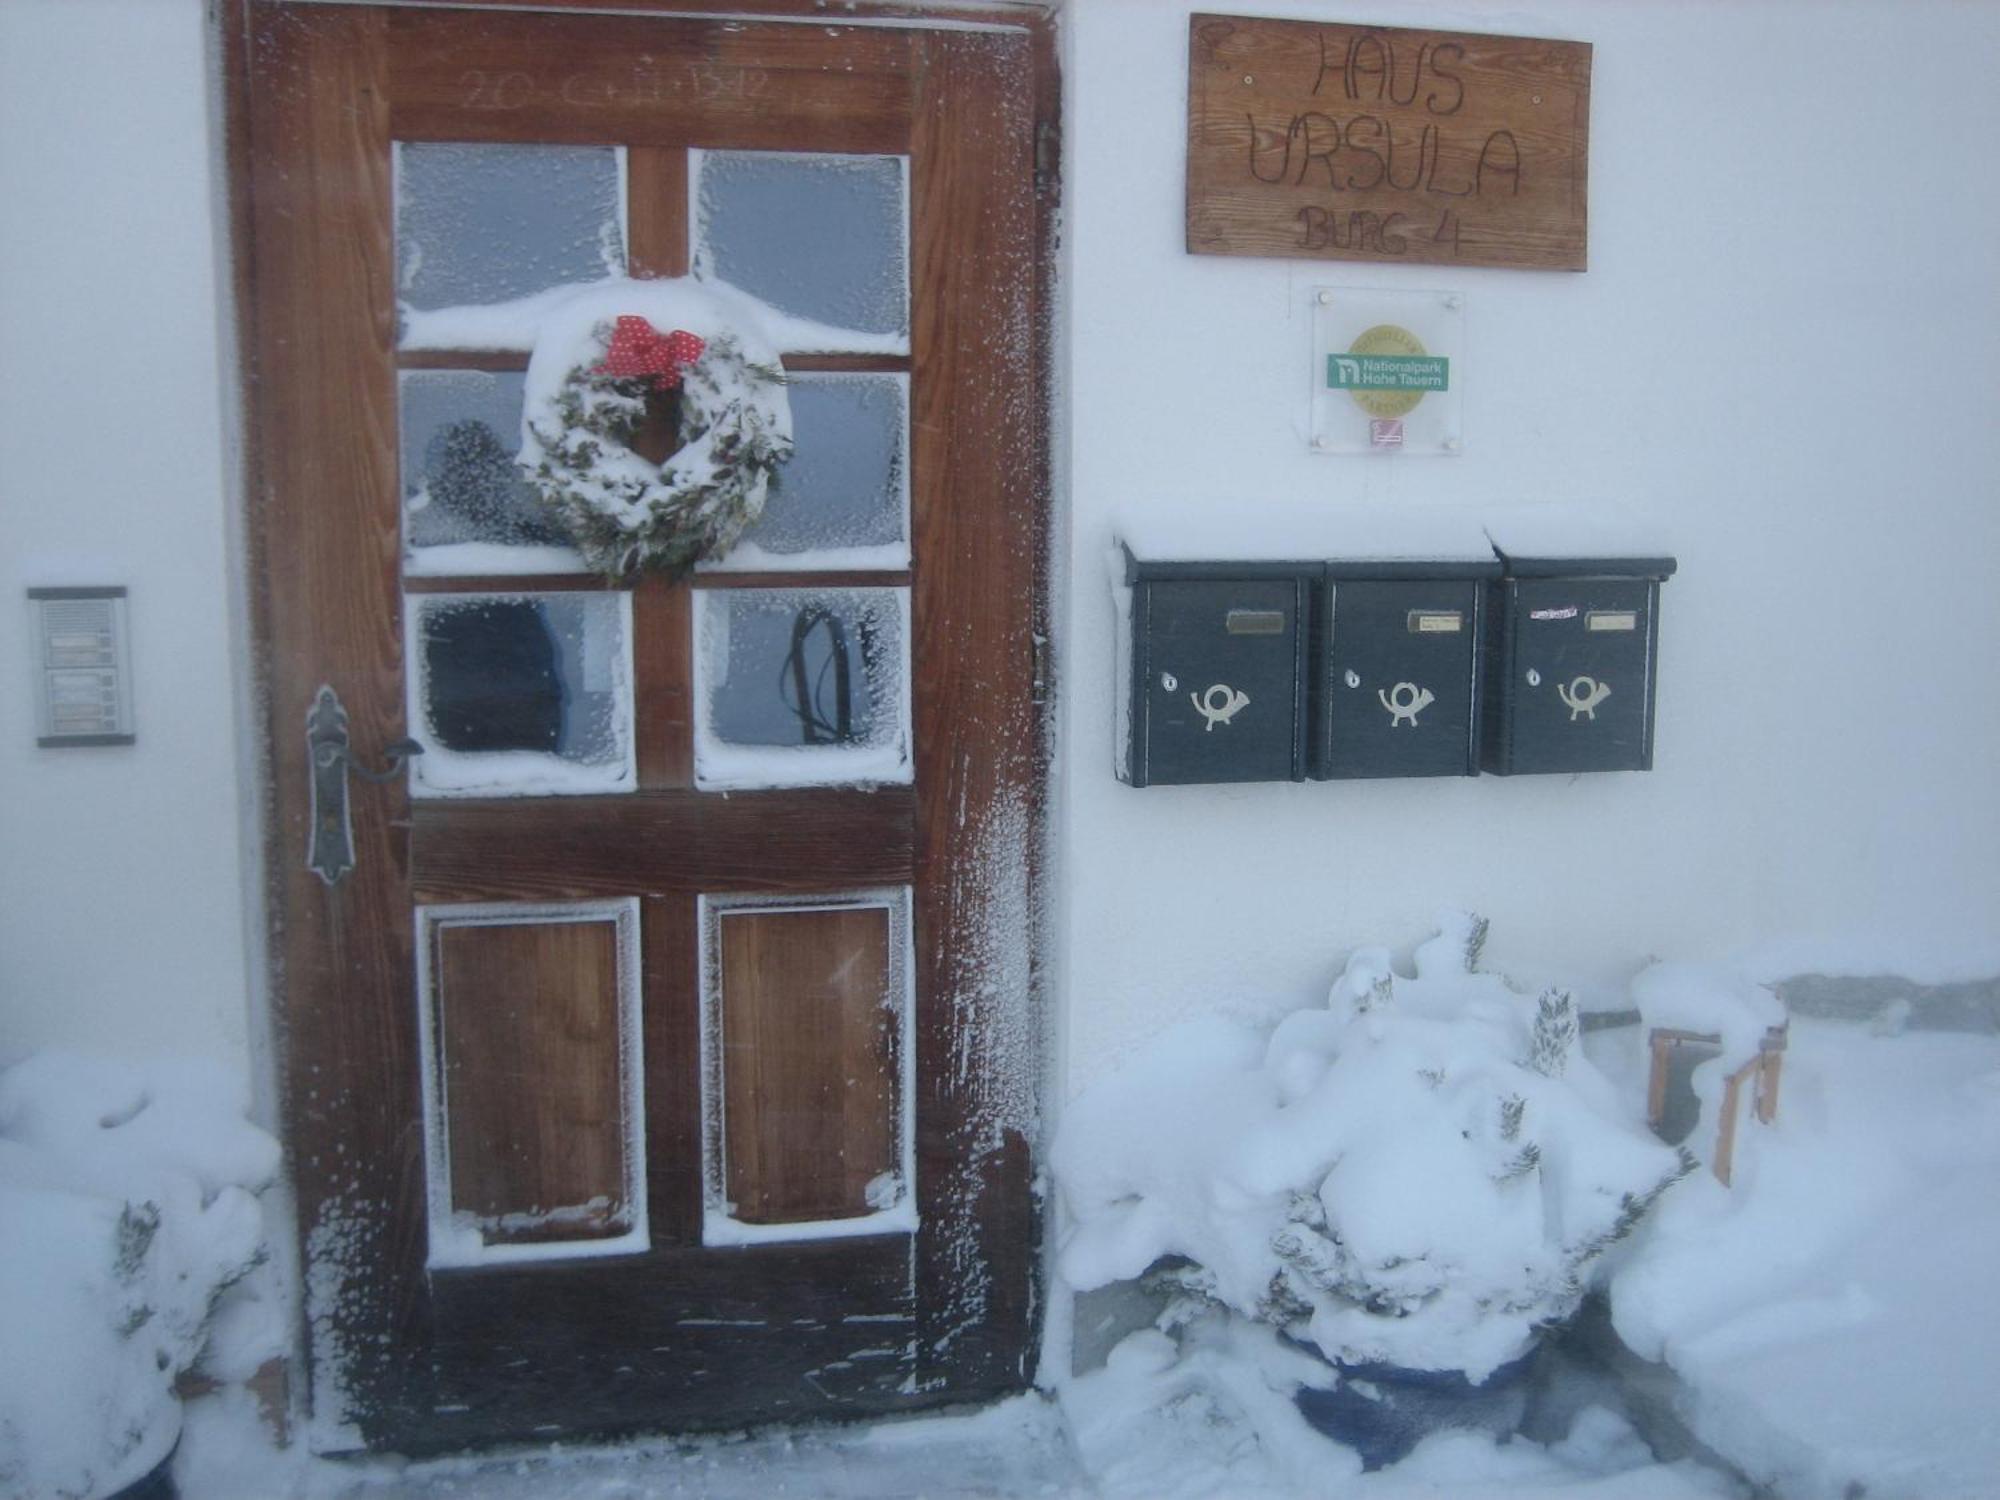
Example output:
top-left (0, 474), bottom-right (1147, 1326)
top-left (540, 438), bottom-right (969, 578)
top-left (0, 1052), bottom-right (280, 1500)
top-left (1054, 912), bottom-right (1690, 1382)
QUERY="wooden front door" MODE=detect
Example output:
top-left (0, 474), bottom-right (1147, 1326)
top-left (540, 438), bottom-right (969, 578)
top-left (233, 0), bottom-right (1051, 1453)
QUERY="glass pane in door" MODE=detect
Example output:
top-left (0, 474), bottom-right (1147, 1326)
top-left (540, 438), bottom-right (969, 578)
top-left (408, 592), bottom-right (634, 796)
top-left (396, 142), bottom-right (625, 318)
top-left (693, 587), bottom-right (910, 789)
top-left (694, 150), bottom-right (909, 343)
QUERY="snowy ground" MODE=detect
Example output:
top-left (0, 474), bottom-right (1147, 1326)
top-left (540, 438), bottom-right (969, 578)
top-left (1606, 1018), bottom-right (2000, 1500)
top-left (173, 1392), bottom-right (1087, 1500)
top-left (176, 1381), bottom-right (1735, 1500)
top-left (12, 1008), bottom-right (1996, 1499)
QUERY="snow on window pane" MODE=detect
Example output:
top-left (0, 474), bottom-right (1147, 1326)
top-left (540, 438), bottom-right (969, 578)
top-left (399, 370), bottom-right (582, 576)
top-left (408, 592), bottom-right (633, 797)
top-left (694, 151), bottom-right (908, 341)
top-left (694, 587), bottom-right (910, 789)
top-left (707, 373), bottom-right (909, 572)
top-left (396, 142), bottom-right (623, 317)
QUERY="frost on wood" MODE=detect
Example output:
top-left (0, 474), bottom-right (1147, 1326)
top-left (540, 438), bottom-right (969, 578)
top-left (0, 1053), bottom-right (279, 1500)
top-left (927, 789), bottom-right (1043, 1373)
top-left (1052, 911), bottom-right (1688, 1382)
top-left (302, 1196), bottom-right (374, 1451)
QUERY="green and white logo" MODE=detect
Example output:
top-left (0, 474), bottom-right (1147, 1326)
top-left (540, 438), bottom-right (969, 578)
top-left (1328, 325), bottom-right (1448, 418)
top-left (1327, 353), bottom-right (1450, 392)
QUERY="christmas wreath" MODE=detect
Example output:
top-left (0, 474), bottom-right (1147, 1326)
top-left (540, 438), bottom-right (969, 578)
top-left (520, 287), bottom-right (793, 578)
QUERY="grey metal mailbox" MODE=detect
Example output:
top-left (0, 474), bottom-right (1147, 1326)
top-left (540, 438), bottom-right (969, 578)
top-left (1481, 548), bottom-right (1676, 775)
top-left (1123, 549), bottom-right (1312, 786)
top-left (1316, 558), bottom-right (1500, 781)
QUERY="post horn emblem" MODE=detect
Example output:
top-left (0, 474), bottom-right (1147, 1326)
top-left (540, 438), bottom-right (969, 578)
top-left (1377, 681), bottom-right (1434, 727)
top-left (1191, 683), bottom-right (1250, 731)
top-left (1556, 675), bottom-right (1612, 721)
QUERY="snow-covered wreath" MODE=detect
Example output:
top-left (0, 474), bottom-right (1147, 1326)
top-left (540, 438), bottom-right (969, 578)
top-left (518, 281), bottom-right (793, 577)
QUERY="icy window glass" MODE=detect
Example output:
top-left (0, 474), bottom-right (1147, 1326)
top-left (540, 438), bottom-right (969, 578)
top-left (709, 373), bottom-right (909, 571)
top-left (400, 370), bottom-right (581, 575)
top-left (396, 142), bottom-right (623, 316)
top-left (694, 587), bottom-right (910, 789)
top-left (694, 151), bottom-right (908, 341)
top-left (409, 592), bottom-right (633, 796)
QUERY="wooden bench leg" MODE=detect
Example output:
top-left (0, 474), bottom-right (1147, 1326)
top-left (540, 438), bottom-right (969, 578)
top-left (1712, 1058), bottom-right (1759, 1187)
top-left (1755, 1046), bottom-right (1784, 1126)
top-left (1647, 1030), bottom-right (1675, 1129)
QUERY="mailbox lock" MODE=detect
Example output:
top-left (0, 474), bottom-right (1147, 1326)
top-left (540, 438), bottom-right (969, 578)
top-left (1526, 668), bottom-right (1542, 687)
top-left (1343, 668), bottom-right (1361, 689)
top-left (1160, 672), bottom-right (1178, 692)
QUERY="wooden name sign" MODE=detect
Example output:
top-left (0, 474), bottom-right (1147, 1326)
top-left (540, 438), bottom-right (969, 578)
top-left (1187, 15), bottom-right (1591, 271)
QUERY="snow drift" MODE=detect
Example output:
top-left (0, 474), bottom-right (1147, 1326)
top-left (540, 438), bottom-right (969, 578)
top-left (0, 1052), bottom-right (279, 1500)
top-left (1054, 912), bottom-right (1688, 1382)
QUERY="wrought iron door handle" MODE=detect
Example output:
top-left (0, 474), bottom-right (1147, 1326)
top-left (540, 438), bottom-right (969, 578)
top-left (306, 685), bottom-right (423, 886)
top-left (347, 738), bottom-right (425, 783)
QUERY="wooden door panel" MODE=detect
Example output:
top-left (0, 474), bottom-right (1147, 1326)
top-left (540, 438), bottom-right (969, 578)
top-left (386, 9), bottom-right (916, 153)
top-left (244, 5), bottom-right (430, 1451)
top-left (433, 915), bottom-right (632, 1245)
top-left (410, 788), bottom-right (914, 902)
top-left (237, 0), bottom-right (1050, 1455)
top-left (905, 27), bottom-right (1045, 1399)
top-left (426, 1236), bottom-right (916, 1445)
top-left (719, 905), bottom-right (898, 1224)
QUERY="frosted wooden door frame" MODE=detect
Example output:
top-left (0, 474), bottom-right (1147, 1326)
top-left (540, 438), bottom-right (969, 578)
top-left (229, 0), bottom-right (1057, 1453)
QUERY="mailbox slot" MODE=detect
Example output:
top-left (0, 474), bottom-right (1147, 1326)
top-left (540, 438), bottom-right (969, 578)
top-left (1125, 553), bottom-right (1313, 787)
top-left (1226, 608), bottom-right (1288, 636)
top-left (1481, 551), bottom-right (1676, 775)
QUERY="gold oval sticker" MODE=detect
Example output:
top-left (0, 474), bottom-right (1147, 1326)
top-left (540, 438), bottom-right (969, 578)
top-left (1346, 324), bottom-right (1429, 419)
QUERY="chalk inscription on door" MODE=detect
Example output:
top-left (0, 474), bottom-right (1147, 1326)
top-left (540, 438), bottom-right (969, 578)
top-left (1187, 16), bottom-right (1592, 271)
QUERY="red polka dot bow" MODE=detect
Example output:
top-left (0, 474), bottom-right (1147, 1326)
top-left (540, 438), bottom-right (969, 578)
top-left (595, 316), bottom-right (707, 390)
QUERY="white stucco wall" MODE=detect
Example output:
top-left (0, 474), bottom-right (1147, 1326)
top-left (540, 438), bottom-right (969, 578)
top-left (1056, 0), bottom-right (2000, 1085)
top-left (0, 0), bottom-right (252, 1072)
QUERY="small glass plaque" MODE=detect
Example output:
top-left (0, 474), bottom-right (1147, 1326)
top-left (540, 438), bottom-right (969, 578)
top-left (1310, 287), bottom-right (1465, 456)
